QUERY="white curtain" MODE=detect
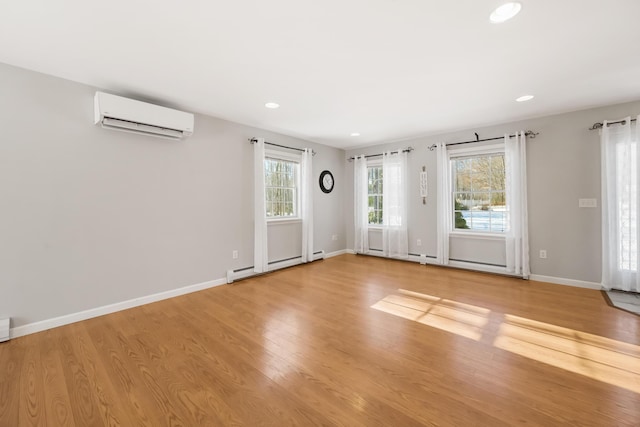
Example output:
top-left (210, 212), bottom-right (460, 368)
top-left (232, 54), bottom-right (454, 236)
top-left (602, 115), bottom-right (640, 292)
top-left (253, 138), bottom-right (268, 273)
top-left (382, 151), bottom-right (408, 258)
top-left (505, 131), bottom-right (530, 278)
top-left (353, 155), bottom-right (369, 253)
top-left (436, 142), bottom-right (450, 265)
top-left (301, 148), bottom-right (314, 263)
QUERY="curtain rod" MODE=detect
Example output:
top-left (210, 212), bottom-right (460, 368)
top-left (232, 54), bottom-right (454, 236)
top-left (347, 147), bottom-right (414, 162)
top-left (427, 130), bottom-right (539, 151)
top-left (249, 138), bottom-right (316, 155)
top-left (588, 118), bottom-right (637, 131)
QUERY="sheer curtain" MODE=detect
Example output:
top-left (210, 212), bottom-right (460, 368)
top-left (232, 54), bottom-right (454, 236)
top-left (436, 143), bottom-right (450, 265)
top-left (301, 148), bottom-right (314, 263)
top-left (253, 138), bottom-right (268, 273)
top-left (353, 155), bottom-right (369, 254)
top-left (602, 115), bottom-right (640, 292)
top-left (504, 131), bottom-right (530, 278)
top-left (382, 151), bottom-right (408, 258)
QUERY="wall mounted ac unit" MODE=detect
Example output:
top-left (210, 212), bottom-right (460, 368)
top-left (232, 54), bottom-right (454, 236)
top-left (94, 91), bottom-right (194, 140)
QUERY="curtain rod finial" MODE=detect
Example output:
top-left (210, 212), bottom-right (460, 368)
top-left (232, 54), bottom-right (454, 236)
top-left (525, 131), bottom-right (540, 139)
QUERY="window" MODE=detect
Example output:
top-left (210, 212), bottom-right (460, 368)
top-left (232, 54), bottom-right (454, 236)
top-left (264, 155), bottom-right (299, 218)
top-left (601, 116), bottom-right (640, 292)
top-left (368, 165), bottom-right (383, 225)
top-left (452, 152), bottom-right (507, 233)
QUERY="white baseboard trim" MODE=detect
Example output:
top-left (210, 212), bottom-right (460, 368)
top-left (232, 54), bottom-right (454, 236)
top-left (0, 318), bottom-right (9, 342)
top-left (529, 274), bottom-right (602, 290)
top-left (325, 249), bottom-right (348, 258)
top-left (10, 278), bottom-right (227, 339)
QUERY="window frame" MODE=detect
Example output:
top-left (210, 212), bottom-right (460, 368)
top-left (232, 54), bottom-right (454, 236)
top-left (367, 160), bottom-right (384, 228)
top-left (448, 143), bottom-right (507, 237)
top-left (264, 149), bottom-right (301, 223)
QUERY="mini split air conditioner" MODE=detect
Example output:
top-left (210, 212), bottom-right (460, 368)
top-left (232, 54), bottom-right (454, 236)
top-left (94, 91), bottom-right (194, 140)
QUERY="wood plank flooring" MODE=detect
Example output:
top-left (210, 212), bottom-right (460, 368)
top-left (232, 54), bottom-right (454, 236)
top-left (1, 254), bottom-right (639, 426)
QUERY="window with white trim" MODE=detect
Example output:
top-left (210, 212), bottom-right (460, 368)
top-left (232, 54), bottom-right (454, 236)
top-left (264, 153), bottom-right (300, 219)
top-left (451, 150), bottom-right (507, 233)
top-left (368, 164), bottom-right (383, 225)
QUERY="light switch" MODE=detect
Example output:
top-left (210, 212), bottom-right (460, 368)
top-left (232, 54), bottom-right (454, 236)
top-left (579, 198), bottom-right (597, 208)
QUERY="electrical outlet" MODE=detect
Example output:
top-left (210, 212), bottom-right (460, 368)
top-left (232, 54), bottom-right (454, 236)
top-left (332, 234), bottom-right (338, 241)
top-left (539, 250), bottom-right (547, 259)
top-left (232, 250), bottom-right (238, 259)
top-left (417, 239), bottom-right (422, 246)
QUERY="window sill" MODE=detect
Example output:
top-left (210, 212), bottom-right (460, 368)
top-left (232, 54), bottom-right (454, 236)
top-left (368, 226), bottom-right (383, 231)
top-left (449, 231), bottom-right (505, 241)
top-left (267, 218), bottom-right (302, 225)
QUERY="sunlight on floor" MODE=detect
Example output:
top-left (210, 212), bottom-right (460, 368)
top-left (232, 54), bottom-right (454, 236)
top-left (370, 289), bottom-right (490, 341)
top-left (371, 290), bottom-right (640, 394)
top-left (494, 314), bottom-right (640, 393)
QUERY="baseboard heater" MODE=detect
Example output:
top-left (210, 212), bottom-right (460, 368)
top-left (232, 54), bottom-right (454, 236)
top-left (0, 318), bottom-right (10, 342)
top-left (360, 248), bottom-right (434, 265)
top-left (226, 250), bottom-right (325, 283)
top-left (355, 250), bottom-right (517, 277)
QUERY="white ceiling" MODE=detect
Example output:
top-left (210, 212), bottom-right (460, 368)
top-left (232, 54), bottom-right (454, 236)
top-left (1, 0), bottom-right (640, 149)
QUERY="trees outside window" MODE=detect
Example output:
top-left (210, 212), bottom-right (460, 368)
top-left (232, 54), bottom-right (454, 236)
top-left (368, 166), bottom-right (383, 225)
top-left (265, 157), bottom-right (299, 218)
top-left (452, 153), bottom-right (506, 232)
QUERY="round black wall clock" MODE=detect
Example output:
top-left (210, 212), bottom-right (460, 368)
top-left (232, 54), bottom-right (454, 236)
top-left (319, 170), bottom-right (334, 193)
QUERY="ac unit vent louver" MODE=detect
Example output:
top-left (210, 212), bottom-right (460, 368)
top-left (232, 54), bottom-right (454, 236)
top-left (94, 91), bottom-right (194, 140)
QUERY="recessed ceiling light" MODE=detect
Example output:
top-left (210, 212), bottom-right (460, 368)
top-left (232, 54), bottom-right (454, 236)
top-left (265, 102), bottom-right (280, 109)
top-left (350, 132), bottom-right (361, 137)
top-left (516, 95), bottom-right (534, 102)
top-left (490, 2), bottom-right (522, 23)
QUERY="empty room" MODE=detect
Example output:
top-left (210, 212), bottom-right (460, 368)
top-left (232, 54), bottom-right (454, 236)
top-left (1, 1), bottom-right (640, 426)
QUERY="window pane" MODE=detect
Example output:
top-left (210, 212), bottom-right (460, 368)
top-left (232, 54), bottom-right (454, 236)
top-left (471, 192), bottom-right (490, 210)
top-left (472, 172), bottom-right (490, 191)
top-left (491, 155), bottom-right (505, 190)
top-left (455, 172), bottom-right (472, 192)
top-left (473, 157), bottom-right (490, 173)
top-left (454, 193), bottom-right (472, 210)
top-left (265, 158), bottom-right (299, 218)
top-left (455, 158), bottom-right (472, 173)
top-left (491, 191), bottom-right (506, 206)
top-left (368, 166), bottom-right (383, 225)
top-left (454, 210), bottom-right (471, 230)
top-left (490, 212), bottom-right (507, 233)
top-left (451, 153), bottom-right (507, 233)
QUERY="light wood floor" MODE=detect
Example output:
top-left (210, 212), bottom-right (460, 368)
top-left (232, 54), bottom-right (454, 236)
top-left (1, 254), bottom-right (639, 426)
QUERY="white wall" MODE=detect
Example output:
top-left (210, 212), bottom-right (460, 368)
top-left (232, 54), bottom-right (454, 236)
top-left (0, 62), bottom-right (346, 328)
top-left (4, 58), bottom-right (640, 331)
top-left (345, 100), bottom-right (640, 284)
